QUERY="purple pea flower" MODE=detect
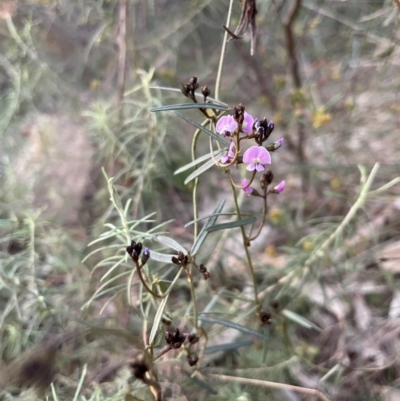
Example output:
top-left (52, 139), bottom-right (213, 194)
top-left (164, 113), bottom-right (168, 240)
top-left (266, 137), bottom-right (284, 152)
top-left (216, 115), bottom-right (237, 136)
top-left (273, 180), bottom-right (286, 194)
top-left (141, 247), bottom-right (150, 265)
top-left (243, 146), bottom-right (271, 172)
top-left (242, 112), bottom-right (255, 134)
top-left (221, 142), bottom-right (235, 164)
top-left (241, 179), bottom-right (253, 194)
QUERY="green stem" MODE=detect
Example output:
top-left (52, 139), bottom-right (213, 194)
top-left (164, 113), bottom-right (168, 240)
top-left (248, 195), bottom-right (268, 242)
top-left (188, 265), bottom-right (198, 329)
top-left (215, 0), bottom-right (235, 100)
top-left (192, 122), bottom-right (207, 240)
top-left (229, 179), bottom-right (260, 311)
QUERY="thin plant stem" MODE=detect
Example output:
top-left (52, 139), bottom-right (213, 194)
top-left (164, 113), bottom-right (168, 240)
top-left (215, 0), bottom-right (235, 100)
top-left (103, 168), bottom-right (131, 245)
top-left (209, 374), bottom-right (332, 401)
top-left (135, 263), bottom-right (165, 299)
top-left (229, 178), bottom-right (260, 310)
top-left (188, 265), bottom-right (198, 329)
top-left (72, 364), bottom-right (87, 401)
top-left (26, 216), bottom-right (38, 296)
top-left (247, 195), bottom-right (268, 242)
top-left (191, 122), bottom-right (207, 240)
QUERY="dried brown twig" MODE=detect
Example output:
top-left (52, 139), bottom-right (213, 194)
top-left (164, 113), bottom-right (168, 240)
top-left (280, 0), bottom-right (308, 190)
top-left (224, 0), bottom-right (258, 56)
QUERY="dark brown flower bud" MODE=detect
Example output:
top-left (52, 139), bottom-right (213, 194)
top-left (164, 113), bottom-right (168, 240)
top-left (199, 264), bottom-right (211, 280)
top-left (201, 86), bottom-right (211, 101)
top-left (254, 118), bottom-right (274, 145)
top-left (259, 310), bottom-right (272, 325)
top-left (187, 354), bottom-right (199, 366)
top-left (180, 83), bottom-right (190, 98)
top-left (188, 333), bottom-right (199, 345)
top-left (233, 104), bottom-right (245, 125)
top-left (260, 170), bottom-right (274, 189)
top-left (126, 239), bottom-right (136, 256)
top-left (188, 76), bottom-right (199, 91)
top-left (347, 347), bottom-right (358, 361)
top-left (270, 300), bottom-right (279, 309)
top-left (130, 355), bottom-right (149, 381)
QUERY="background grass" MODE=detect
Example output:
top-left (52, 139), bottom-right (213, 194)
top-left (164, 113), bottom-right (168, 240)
top-left (0, 1), bottom-right (400, 400)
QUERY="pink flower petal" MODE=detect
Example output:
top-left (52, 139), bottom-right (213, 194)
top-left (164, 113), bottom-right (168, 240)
top-left (215, 116), bottom-right (228, 133)
top-left (216, 115), bottom-right (237, 135)
top-left (274, 180), bottom-right (286, 193)
top-left (227, 142), bottom-right (235, 158)
top-left (255, 164), bottom-right (265, 172)
top-left (243, 146), bottom-right (271, 165)
top-left (221, 143), bottom-right (235, 164)
top-left (243, 146), bottom-right (257, 163)
top-left (256, 147), bottom-right (271, 164)
top-left (242, 112), bottom-right (255, 133)
top-left (241, 179), bottom-right (252, 194)
top-left (246, 164), bottom-right (256, 171)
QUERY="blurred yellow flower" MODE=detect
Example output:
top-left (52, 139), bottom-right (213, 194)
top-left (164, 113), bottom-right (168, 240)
top-left (312, 107), bottom-right (332, 129)
top-left (302, 240), bottom-right (314, 252)
top-left (90, 80), bottom-right (101, 90)
top-left (265, 245), bottom-right (278, 258)
top-left (330, 176), bottom-right (342, 191)
top-left (268, 208), bottom-right (284, 225)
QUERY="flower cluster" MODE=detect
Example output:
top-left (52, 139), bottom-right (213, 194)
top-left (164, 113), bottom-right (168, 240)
top-left (126, 240), bottom-right (150, 266)
top-left (215, 106), bottom-right (285, 196)
top-left (216, 112), bottom-right (254, 137)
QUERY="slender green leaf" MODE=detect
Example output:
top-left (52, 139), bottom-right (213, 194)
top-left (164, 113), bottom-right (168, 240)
top-left (282, 309), bottom-right (321, 332)
top-left (150, 102), bottom-right (227, 112)
top-left (320, 363), bottom-right (342, 383)
top-left (184, 156), bottom-right (222, 185)
top-left (157, 235), bottom-right (187, 254)
top-left (185, 213), bottom-right (241, 227)
top-left (82, 243), bottom-right (122, 263)
top-left (100, 258), bottom-right (125, 281)
top-left (206, 216), bottom-right (257, 232)
top-left (198, 316), bottom-right (266, 339)
top-left (150, 250), bottom-right (177, 264)
top-left (191, 199), bottom-right (225, 255)
top-left (175, 149), bottom-right (225, 175)
top-left (175, 111), bottom-right (229, 146)
top-left (204, 340), bottom-right (253, 355)
top-left (198, 289), bottom-right (224, 328)
top-left (82, 271), bottom-right (131, 309)
top-left (149, 296), bottom-right (169, 347)
top-left (72, 364), bottom-right (87, 401)
top-left (262, 325), bottom-right (270, 363)
top-left (149, 268), bottom-right (183, 346)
